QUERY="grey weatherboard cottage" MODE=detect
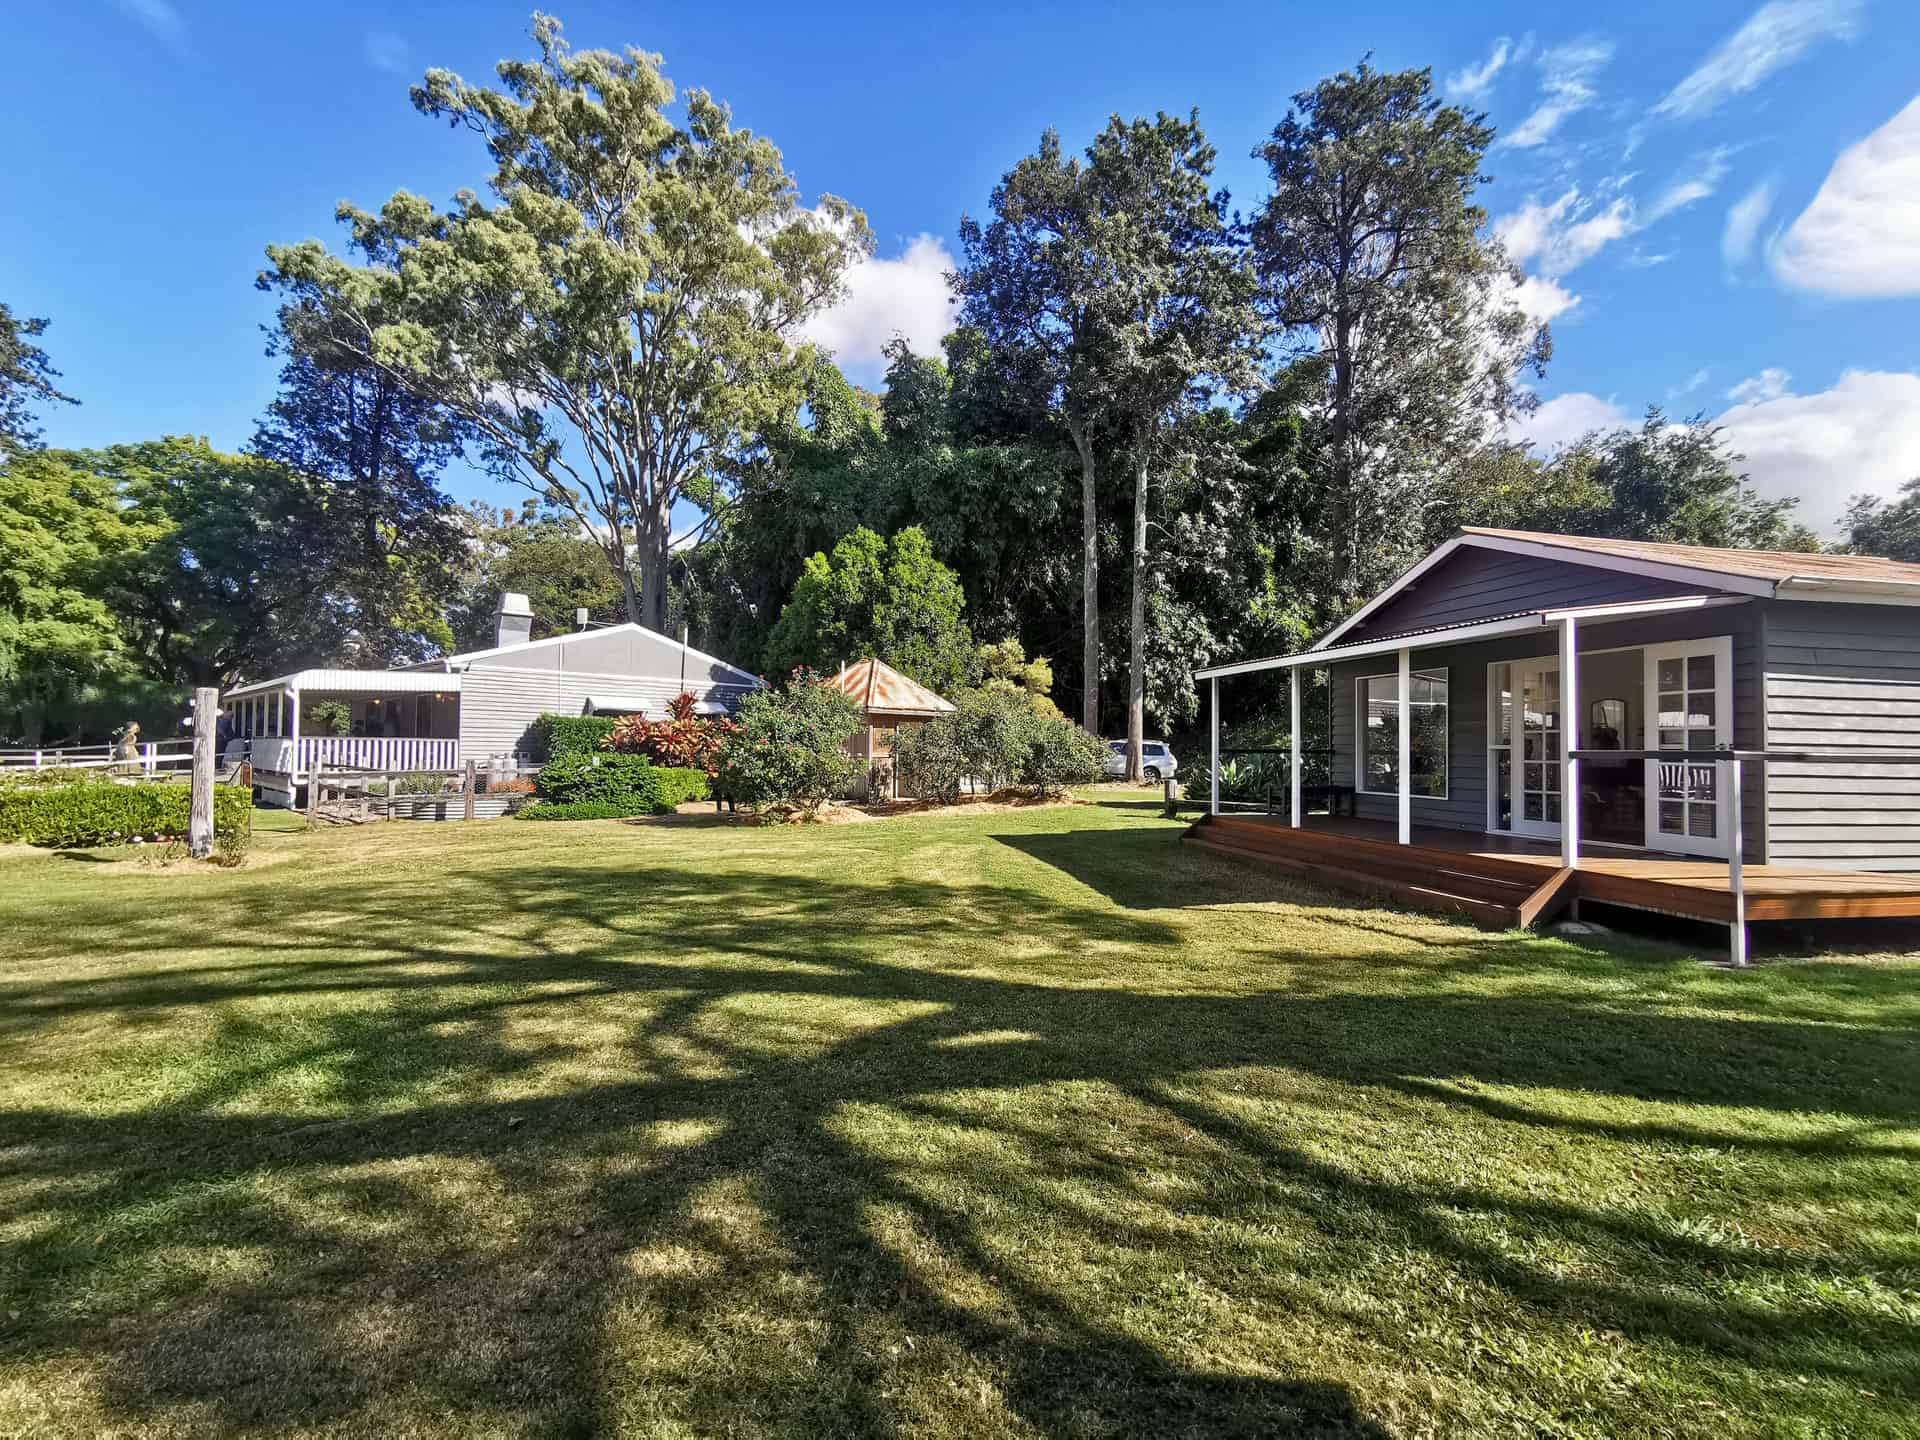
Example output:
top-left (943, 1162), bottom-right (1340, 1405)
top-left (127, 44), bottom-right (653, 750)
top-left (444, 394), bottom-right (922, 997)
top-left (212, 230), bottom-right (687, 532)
top-left (1194, 527), bottom-right (1920, 877)
top-left (222, 593), bottom-right (763, 807)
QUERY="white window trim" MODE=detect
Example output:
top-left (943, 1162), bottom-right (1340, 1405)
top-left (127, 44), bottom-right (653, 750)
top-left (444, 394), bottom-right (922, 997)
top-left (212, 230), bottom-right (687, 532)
top-left (1355, 666), bottom-right (1450, 800)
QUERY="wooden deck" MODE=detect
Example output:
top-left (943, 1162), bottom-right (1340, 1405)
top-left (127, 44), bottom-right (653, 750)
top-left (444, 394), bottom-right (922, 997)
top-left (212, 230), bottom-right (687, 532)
top-left (1185, 813), bottom-right (1920, 928)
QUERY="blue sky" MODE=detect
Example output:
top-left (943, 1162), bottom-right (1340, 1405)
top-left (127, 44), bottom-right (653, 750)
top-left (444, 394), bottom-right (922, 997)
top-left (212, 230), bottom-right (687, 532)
top-left (6, 0), bottom-right (1918, 533)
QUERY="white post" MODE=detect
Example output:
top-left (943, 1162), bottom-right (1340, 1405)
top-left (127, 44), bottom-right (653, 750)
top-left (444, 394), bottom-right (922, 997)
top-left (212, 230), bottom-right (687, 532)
top-left (1727, 757), bottom-right (1747, 967)
top-left (141, 742), bottom-right (156, 776)
top-left (31, 749), bottom-right (41, 771)
top-left (1396, 647), bottom-right (1411, 845)
top-left (1560, 616), bottom-right (1580, 868)
top-left (1208, 676), bottom-right (1220, 817)
top-left (189, 687), bottom-right (217, 859)
top-left (1289, 667), bottom-right (1303, 828)
top-left (288, 685), bottom-right (301, 788)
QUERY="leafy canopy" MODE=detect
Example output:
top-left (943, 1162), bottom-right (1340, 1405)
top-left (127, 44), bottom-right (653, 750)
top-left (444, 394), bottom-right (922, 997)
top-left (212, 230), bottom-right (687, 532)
top-left (764, 527), bottom-right (975, 696)
top-left (262, 13), bottom-right (871, 631)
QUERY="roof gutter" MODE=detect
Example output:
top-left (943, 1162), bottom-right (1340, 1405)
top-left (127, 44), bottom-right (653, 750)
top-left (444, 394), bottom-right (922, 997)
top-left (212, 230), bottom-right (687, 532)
top-left (1777, 575), bottom-right (1920, 602)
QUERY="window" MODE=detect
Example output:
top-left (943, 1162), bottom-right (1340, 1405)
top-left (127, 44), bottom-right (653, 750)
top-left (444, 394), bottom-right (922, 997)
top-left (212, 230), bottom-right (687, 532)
top-left (1357, 669), bottom-right (1448, 798)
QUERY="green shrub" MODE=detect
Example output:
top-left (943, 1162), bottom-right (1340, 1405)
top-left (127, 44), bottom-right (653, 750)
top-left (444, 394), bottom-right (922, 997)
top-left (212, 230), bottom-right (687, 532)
top-left (532, 753), bottom-right (709, 814)
top-left (0, 779), bottom-right (251, 849)
top-left (528, 713), bottom-right (620, 761)
top-left (1019, 716), bottom-right (1106, 797)
top-left (715, 683), bottom-right (861, 819)
top-left (515, 799), bottom-right (660, 821)
top-left (894, 689), bottom-right (1099, 803)
top-left (649, 767), bottom-right (711, 809)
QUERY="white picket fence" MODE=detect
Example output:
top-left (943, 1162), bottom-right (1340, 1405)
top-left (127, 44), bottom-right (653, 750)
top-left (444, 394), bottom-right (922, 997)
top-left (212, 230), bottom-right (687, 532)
top-left (0, 740), bottom-right (196, 775)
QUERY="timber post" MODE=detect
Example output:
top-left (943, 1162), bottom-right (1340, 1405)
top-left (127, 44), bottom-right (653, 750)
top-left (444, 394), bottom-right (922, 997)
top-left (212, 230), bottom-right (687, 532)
top-left (189, 686), bottom-right (217, 859)
top-left (463, 760), bottom-right (477, 821)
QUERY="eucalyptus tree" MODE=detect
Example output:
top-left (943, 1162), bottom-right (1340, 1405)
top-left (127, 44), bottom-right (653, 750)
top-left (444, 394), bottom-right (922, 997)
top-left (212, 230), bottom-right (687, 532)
top-left (263, 14), bottom-right (870, 631)
top-left (956, 133), bottom-right (1114, 735)
top-left (1250, 63), bottom-right (1549, 612)
top-left (1082, 112), bottom-right (1262, 777)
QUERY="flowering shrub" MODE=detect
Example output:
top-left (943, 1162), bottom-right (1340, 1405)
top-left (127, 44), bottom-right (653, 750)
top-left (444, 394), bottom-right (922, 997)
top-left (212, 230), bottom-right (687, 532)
top-left (602, 692), bottom-right (738, 777)
top-left (715, 682), bottom-right (861, 820)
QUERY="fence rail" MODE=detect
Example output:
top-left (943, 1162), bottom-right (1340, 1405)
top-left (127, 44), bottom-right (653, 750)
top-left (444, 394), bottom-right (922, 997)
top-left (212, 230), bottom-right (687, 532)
top-left (306, 759), bottom-right (533, 824)
top-left (0, 740), bottom-right (195, 775)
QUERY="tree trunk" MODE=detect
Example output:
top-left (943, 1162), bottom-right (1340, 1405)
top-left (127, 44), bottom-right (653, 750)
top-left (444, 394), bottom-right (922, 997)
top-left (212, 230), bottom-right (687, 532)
top-left (1329, 306), bottom-right (1355, 605)
top-left (1069, 420), bottom-right (1100, 736)
top-left (1127, 441), bottom-right (1148, 783)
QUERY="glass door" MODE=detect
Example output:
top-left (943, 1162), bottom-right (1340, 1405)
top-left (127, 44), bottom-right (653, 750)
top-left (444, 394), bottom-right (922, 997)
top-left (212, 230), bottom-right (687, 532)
top-left (1642, 638), bottom-right (1732, 857)
top-left (1511, 659), bottom-right (1562, 840)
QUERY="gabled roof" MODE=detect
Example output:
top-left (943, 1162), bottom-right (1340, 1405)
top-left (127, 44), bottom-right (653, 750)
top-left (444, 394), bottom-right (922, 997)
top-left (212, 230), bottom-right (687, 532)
top-left (437, 621), bottom-right (761, 685)
top-left (821, 658), bottom-right (956, 717)
top-left (1316, 527), bottom-right (1920, 652)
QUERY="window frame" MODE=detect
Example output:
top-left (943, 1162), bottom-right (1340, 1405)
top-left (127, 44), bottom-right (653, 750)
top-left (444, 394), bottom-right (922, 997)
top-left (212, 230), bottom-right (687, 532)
top-left (1354, 666), bottom-right (1450, 801)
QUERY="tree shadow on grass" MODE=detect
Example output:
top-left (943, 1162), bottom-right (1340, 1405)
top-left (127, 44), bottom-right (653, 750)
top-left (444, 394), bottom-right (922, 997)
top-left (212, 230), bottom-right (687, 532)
top-left (1, 843), bottom-right (1917, 1435)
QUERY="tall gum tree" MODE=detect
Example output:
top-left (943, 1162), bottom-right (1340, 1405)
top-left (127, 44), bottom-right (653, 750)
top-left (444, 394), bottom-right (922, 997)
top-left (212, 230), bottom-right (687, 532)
top-left (1082, 112), bottom-right (1262, 779)
top-left (262, 14), bottom-right (870, 632)
top-left (1250, 63), bottom-right (1549, 613)
top-left (956, 133), bottom-right (1109, 735)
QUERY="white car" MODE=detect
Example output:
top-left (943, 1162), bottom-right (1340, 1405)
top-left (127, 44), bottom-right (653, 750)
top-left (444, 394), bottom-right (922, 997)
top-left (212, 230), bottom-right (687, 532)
top-left (1105, 739), bottom-right (1177, 782)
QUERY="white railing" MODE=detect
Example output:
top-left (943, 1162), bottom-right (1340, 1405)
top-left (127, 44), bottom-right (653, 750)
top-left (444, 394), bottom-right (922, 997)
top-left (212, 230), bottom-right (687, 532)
top-left (290, 736), bottom-right (460, 772)
top-left (0, 740), bottom-right (195, 775)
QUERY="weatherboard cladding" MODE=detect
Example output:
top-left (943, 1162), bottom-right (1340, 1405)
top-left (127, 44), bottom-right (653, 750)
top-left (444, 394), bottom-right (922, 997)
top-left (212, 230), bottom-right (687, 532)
top-left (1342, 548), bottom-right (1701, 645)
top-left (441, 626), bottom-right (761, 760)
top-left (1764, 600), bottom-right (1920, 872)
top-left (1326, 603), bottom-right (1768, 861)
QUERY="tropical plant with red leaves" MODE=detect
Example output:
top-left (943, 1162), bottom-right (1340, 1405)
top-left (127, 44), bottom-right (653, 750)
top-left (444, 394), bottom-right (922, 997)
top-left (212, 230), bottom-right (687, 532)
top-left (602, 691), bottom-right (738, 777)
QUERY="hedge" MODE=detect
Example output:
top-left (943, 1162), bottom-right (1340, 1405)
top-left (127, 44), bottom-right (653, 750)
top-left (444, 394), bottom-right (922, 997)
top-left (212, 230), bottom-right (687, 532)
top-left (533, 752), bottom-right (710, 814)
top-left (0, 779), bottom-right (252, 849)
top-left (528, 713), bottom-right (620, 761)
top-left (515, 799), bottom-right (663, 821)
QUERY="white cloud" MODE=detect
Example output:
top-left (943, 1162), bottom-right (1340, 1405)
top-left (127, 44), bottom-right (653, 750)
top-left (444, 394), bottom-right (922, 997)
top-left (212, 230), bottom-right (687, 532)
top-left (1494, 190), bottom-right (1634, 276)
top-left (1623, 249), bottom-right (1672, 269)
top-left (1643, 148), bottom-right (1735, 223)
top-left (1716, 369), bottom-right (1920, 530)
top-left (1668, 368), bottom-right (1711, 400)
top-left (366, 28), bottom-right (408, 75)
top-left (1501, 37), bottom-right (1614, 148)
top-left (1721, 179), bottom-right (1777, 268)
top-left (1447, 36), bottom-right (1527, 99)
top-left (117, 0), bottom-right (183, 43)
top-left (1510, 274), bottom-right (1581, 328)
top-left (1508, 391), bottom-right (1632, 451)
top-left (801, 233), bottom-right (957, 373)
top-left (1726, 367), bottom-right (1791, 404)
top-left (1770, 96), bottom-right (1920, 297)
top-left (1654, 0), bottom-right (1862, 121)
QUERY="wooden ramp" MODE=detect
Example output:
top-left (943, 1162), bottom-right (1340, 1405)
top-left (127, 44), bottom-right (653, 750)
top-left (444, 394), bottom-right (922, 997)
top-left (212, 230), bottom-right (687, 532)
top-left (1186, 814), bottom-right (1920, 929)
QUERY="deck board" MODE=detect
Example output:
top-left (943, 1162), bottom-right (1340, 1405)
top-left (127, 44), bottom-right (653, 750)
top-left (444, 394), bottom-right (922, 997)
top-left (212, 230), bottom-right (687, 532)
top-left (1193, 813), bottom-right (1920, 924)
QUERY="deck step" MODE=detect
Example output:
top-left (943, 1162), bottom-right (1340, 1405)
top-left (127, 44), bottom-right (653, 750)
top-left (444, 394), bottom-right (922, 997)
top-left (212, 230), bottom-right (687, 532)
top-left (1183, 833), bottom-right (1522, 930)
top-left (1195, 819), bottom-right (1540, 905)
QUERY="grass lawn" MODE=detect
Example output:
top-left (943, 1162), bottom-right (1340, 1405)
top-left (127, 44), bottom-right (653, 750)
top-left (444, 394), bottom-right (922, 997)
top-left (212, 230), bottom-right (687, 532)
top-left (1, 797), bottom-right (1916, 1437)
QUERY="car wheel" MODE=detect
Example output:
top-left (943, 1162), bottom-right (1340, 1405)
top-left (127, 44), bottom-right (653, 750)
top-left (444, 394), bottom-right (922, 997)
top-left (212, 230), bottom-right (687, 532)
top-left (1143, 766), bottom-right (1161, 782)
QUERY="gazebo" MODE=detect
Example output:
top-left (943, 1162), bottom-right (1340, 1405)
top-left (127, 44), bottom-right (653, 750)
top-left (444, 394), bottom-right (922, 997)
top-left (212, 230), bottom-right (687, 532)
top-left (821, 658), bottom-right (955, 800)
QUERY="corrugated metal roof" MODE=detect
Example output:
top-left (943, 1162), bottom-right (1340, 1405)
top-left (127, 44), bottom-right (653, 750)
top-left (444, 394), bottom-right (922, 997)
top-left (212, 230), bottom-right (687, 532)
top-left (225, 670), bottom-right (463, 700)
top-left (1463, 527), bottom-right (1920, 585)
top-left (821, 658), bottom-right (956, 716)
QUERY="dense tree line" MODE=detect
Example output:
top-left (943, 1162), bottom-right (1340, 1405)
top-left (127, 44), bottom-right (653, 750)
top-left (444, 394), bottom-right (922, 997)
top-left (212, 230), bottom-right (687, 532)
top-left (0, 17), bottom-right (1861, 750)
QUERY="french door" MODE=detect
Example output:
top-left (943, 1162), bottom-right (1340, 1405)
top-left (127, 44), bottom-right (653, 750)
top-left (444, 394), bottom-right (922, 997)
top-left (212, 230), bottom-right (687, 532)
top-left (1642, 637), bottom-right (1732, 858)
top-left (1509, 659), bottom-right (1563, 840)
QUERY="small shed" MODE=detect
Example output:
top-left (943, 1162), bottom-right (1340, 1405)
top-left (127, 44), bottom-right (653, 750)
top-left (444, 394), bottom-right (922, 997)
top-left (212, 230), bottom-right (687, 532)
top-left (822, 658), bottom-right (956, 800)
